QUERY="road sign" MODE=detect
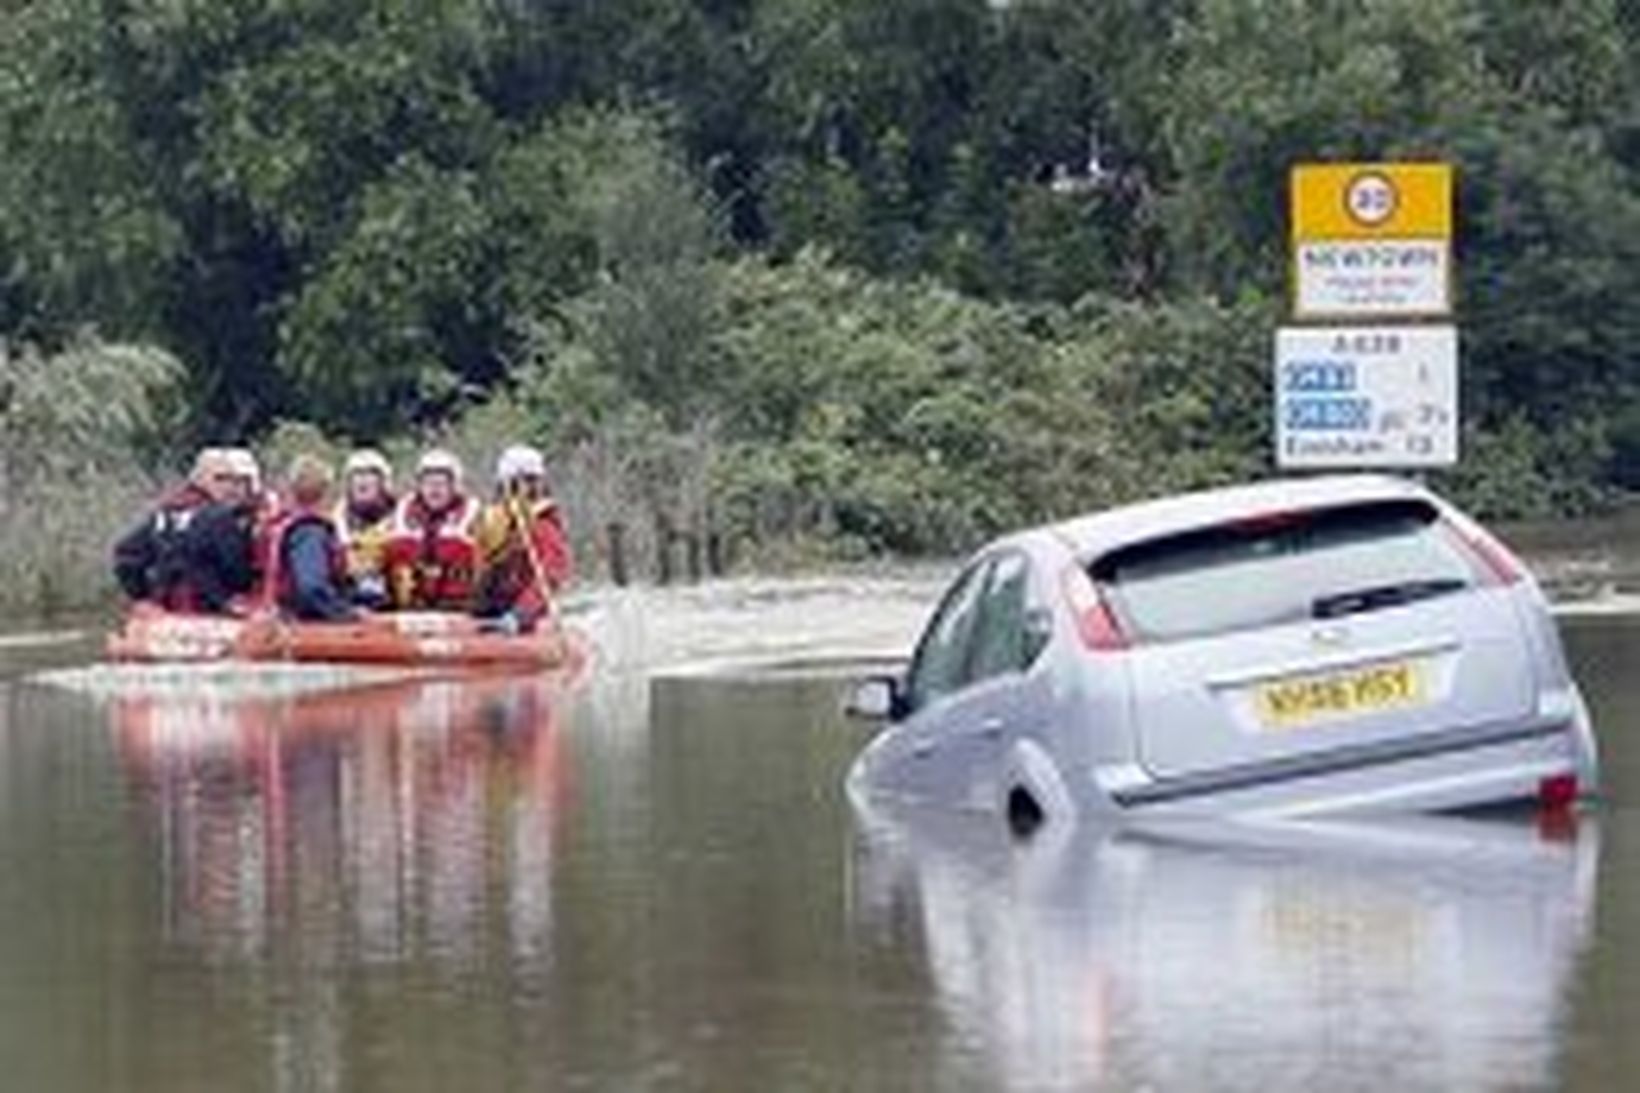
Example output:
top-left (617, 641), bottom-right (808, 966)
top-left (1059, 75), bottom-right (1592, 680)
top-left (1275, 325), bottom-right (1458, 469)
top-left (1290, 163), bottom-right (1453, 319)
top-left (1291, 163), bottom-right (1453, 240)
top-left (1293, 239), bottom-right (1450, 317)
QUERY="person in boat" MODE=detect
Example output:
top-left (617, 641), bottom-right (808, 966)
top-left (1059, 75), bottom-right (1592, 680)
top-left (474, 444), bottom-right (574, 634)
top-left (225, 446), bottom-right (277, 514)
top-left (262, 454), bottom-right (358, 622)
top-left (383, 448), bottom-right (482, 612)
top-left (334, 448), bottom-right (397, 608)
top-left (181, 447), bottom-right (265, 614)
top-left (112, 447), bottom-right (235, 610)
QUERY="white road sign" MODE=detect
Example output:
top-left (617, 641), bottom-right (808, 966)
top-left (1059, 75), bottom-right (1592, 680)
top-left (1275, 325), bottom-right (1458, 469)
top-left (1293, 239), bottom-right (1450, 318)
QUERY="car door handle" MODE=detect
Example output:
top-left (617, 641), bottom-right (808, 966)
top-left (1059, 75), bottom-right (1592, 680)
top-left (976, 717), bottom-right (1005, 738)
top-left (912, 738), bottom-right (936, 758)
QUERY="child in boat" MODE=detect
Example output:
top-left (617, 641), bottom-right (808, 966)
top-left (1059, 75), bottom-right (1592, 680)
top-left (263, 455), bottom-right (357, 622)
top-left (474, 444), bottom-right (573, 633)
top-left (383, 449), bottom-right (482, 612)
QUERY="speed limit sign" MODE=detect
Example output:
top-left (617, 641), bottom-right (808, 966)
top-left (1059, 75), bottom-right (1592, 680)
top-left (1290, 162), bottom-right (1453, 319)
top-left (1344, 171), bottom-right (1398, 227)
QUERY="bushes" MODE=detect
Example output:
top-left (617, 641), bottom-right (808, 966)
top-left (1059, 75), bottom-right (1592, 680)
top-left (2, 3), bottom-right (1633, 604)
top-left (0, 338), bottom-right (183, 615)
top-left (504, 249), bottom-right (1283, 564)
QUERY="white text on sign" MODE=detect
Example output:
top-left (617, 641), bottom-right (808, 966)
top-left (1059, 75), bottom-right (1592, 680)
top-left (1275, 326), bottom-right (1459, 469)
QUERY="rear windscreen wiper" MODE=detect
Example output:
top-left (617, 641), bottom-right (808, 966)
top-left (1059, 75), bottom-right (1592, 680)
top-left (1311, 578), bottom-right (1468, 620)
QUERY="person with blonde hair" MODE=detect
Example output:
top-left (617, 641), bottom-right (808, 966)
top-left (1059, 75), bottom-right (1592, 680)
top-left (260, 454), bottom-right (356, 621)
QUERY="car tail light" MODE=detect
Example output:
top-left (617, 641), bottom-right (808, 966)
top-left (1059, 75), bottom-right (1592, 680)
top-left (1062, 566), bottom-right (1128, 652)
top-left (1537, 772), bottom-right (1579, 810)
top-left (1447, 521), bottom-right (1525, 586)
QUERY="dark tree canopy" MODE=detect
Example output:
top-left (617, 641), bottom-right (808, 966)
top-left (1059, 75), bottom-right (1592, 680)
top-left (1, 0), bottom-right (1635, 537)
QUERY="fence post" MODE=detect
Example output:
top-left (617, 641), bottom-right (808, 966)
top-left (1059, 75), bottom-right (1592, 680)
top-left (655, 516), bottom-right (674, 585)
top-left (606, 521), bottom-right (629, 587)
top-left (706, 530), bottom-right (725, 578)
top-left (684, 531), bottom-right (703, 582)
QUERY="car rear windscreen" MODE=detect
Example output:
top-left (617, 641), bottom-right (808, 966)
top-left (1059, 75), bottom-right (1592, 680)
top-left (1091, 500), bottom-right (1481, 644)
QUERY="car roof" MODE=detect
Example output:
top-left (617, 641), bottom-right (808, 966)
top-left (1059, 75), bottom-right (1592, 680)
top-left (1042, 474), bottom-right (1431, 561)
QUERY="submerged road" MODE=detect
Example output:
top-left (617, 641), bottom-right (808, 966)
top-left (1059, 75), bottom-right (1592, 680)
top-left (0, 569), bottom-right (1635, 1090)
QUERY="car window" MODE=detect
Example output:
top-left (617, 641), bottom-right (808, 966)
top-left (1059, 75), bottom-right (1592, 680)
top-left (966, 552), bottom-right (1037, 683)
top-left (1094, 500), bottom-right (1480, 644)
top-left (905, 560), bottom-right (992, 711)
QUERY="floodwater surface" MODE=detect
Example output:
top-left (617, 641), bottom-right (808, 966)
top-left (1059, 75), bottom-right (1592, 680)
top-left (0, 585), bottom-right (1635, 1092)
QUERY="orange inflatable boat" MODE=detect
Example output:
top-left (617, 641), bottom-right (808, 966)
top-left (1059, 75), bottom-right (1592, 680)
top-left (106, 603), bottom-right (581, 669)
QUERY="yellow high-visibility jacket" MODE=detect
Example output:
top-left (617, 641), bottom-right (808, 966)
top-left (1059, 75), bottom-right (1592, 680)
top-left (332, 500), bottom-right (394, 583)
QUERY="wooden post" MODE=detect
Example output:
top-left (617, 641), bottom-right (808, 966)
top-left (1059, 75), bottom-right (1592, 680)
top-left (706, 530), bottom-right (725, 577)
top-left (684, 531), bottom-right (703, 582)
top-left (655, 516), bottom-right (674, 585)
top-left (606, 521), bottom-right (629, 587)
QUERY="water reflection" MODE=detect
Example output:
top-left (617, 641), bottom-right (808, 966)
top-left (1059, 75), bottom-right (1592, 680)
top-left (110, 675), bottom-right (572, 972)
top-left (851, 805), bottom-right (1598, 1092)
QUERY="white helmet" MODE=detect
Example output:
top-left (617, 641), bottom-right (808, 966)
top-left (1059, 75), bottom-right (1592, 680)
top-left (495, 443), bottom-right (547, 484)
top-left (190, 446), bottom-right (228, 484)
top-left (222, 447), bottom-right (262, 489)
top-left (343, 448), bottom-right (392, 481)
top-left (415, 448), bottom-right (464, 485)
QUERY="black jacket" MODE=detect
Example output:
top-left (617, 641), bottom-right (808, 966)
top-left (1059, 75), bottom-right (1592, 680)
top-left (182, 501), bottom-right (259, 612)
top-left (111, 484), bottom-right (213, 605)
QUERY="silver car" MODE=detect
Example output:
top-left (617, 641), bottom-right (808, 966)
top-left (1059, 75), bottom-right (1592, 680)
top-left (846, 474), bottom-right (1598, 826)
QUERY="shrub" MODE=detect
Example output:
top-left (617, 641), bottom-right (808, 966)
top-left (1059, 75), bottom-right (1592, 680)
top-left (0, 337), bottom-right (183, 616)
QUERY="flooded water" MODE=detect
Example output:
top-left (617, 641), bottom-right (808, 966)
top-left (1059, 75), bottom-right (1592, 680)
top-left (0, 581), bottom-right (1635, 1091)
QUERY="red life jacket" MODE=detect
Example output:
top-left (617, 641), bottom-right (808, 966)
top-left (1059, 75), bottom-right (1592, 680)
top-left (478, 498), bottom-right (573, 623)
top-left (259, 503), bottom-right (349, 614)
top-left (385, 493), bottom-right (481, 610)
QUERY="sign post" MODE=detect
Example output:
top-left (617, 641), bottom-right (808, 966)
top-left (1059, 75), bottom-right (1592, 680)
top-left (1279, 162), bottom-right (1457, 470)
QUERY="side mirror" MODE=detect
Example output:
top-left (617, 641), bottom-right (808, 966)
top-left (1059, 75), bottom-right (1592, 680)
top-left (845, 675), bottom-right (906, 721)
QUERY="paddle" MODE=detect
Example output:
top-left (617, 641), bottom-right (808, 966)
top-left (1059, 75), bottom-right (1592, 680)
top-left (505, 490), bottom-right (559, 626)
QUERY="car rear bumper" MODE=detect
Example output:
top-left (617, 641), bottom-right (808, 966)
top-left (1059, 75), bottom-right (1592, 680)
top-left (1096, 714), bottom-right (1590, 818)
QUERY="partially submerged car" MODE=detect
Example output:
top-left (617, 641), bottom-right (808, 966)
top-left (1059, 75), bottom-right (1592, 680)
top-left (846, 474), bottom-right (1598, 825)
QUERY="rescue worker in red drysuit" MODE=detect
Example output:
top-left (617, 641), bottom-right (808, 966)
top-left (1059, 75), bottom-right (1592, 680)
top-left (260, 455), bottom-right (357, 622)
top-left (383, 449), bottom-right (482, 612)
top-left (112, 448), bottom-right (244, 611)
top-left (473, 444), bottom-right (573, 634)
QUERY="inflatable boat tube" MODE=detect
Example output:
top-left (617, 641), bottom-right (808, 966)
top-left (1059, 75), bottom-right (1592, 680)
top-left (106, 604), bottom-right (578, 669)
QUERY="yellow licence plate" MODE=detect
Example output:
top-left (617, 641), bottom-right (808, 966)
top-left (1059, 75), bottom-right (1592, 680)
top-left (1256, 660), bottom-right (1426, 729)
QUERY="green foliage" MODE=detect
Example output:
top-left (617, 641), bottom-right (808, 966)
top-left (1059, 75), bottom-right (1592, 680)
top-left (0, 337), bottom-right (183, 613)
top-left (195, 3), bottom-right (497, 248)
top-left (254, 420), bottom-right (347, 485)
top-left (279, 158), bottom-right (496, 432)
top-left (0, 1), bottom-right (183, 338)
top-left (515, 249), bottom-right (1278, 557)
top-left (0, 0), bottom-right (1634, 588)
top-left (0, 336), bottom-right (183, 483)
